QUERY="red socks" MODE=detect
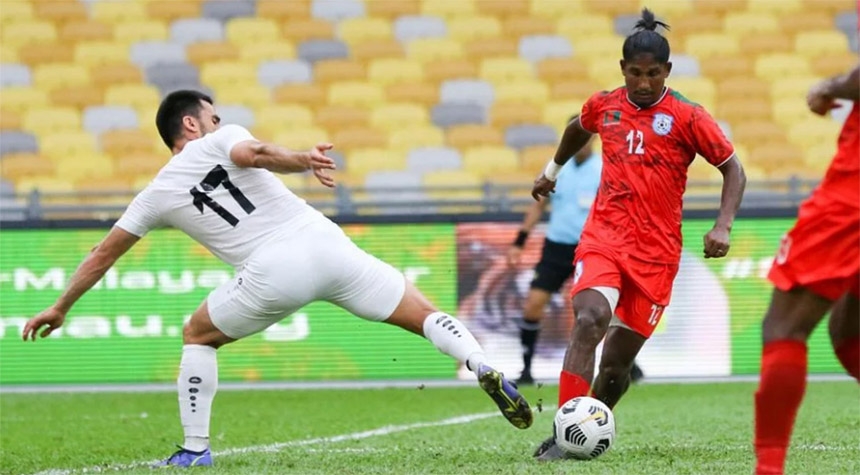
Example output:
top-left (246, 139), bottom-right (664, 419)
top-left (754, 340), bottom-right (808, 475)
top-left (834, 336), bottom-right (860, 381)
top-left (558, 370), bottom-right (591, 407)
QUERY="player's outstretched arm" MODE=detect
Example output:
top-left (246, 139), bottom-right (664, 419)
top-left (532, 117), bottom-right (593, 200)
top-left (22, 227), bottom-right (140, 341)
top-left (703, 155), bottom-right (746, 259)
top-left (808, 64), bottom-right (860, 115)
top-left (231, 141), bottom-right (337, 177)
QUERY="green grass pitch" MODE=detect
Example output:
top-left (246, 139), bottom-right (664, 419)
top-left (1, 382), bottom-right (857, 474)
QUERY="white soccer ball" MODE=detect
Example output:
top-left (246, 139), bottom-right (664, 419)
top-left (553, 396), bottom-right (616, 460)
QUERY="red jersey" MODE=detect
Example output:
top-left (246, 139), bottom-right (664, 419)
top-left (579, 87), bottom-right (734, 264)
top-left (816, 101), bottom-right (859, 207)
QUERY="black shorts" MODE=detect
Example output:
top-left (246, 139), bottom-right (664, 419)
top-left (530, 238), bottom-right (577, 293)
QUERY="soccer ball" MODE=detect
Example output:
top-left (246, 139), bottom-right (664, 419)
top-left (553, 397), bottom-right (616, 460)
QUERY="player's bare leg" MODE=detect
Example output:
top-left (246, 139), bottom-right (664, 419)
top-left (828, 293), bottom-right (860, 381)
top-left (517, 288), bottom-right (553, 385)
top-left (384, 280), bottom-right (533, 429)
top-left (592, 326), bottom-right (647, 409)
top-left (155, 301), bottom-right (235, 468)
top-left (755, 288), bottom-right (833, 475)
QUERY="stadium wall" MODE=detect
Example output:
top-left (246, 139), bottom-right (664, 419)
top-left (0, 211), bottom-right (843, 385)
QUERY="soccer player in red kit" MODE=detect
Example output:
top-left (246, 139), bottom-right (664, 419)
top-left (754, 64), bottom-right (859, 475)
top-left (531, 9), bottom-right (747, 460)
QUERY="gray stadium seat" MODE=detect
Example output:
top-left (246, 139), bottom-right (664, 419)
top-left (670, 54), bottom-right (701, 77)
top-left (440, 80), bottom-right (495, 108)
top-left (162, 84), bottom-right (215, 99)
top-left (836, 11), bottom-right (858, 37)
top-left (0, 63), bottom-right (31, 87)
top-left (311, 0), bottom-right (365, 22)
top-left (431, 103), bottom-right (486, 128)
top-left (145, 63), bottom-right (201, 92)
top-left (130, 41), bottom-right (187, 69)
top-left (327, 149), bottom-right (346, 170)
top-left (217, 105), bottom-right (255, 129)
top-left (170, 18), bottom-right (224, 45)
top-left (614, 14), bottom-right (641, 36)
top-left (851, 33), bottom-right (859, 53)
top-left (258, 60), bottom-right (313, 88)
top-left (0, 179), bottom-right (13, 194)
top-left (393, 16), bottom-right (447, 43)
top-left (0, 131), bottom-right (38, 157)
top-left (0, 179), bottom-right (24, 221)
top-left (717, 120), bottom-right (733, 140)
top-left (82, 106), bottom-right (139, 135)
top-left (505, 124), bottom-right (558, 150)
top-left (201, 0), bottom-right (255, 22)
top-left (406, 147), bottom-right (462, 173)
top-left (297, 39), bottom-right (350, 64)
top-left (364, 171), bottom-right (429, 213)
top-left (518, 35), bottom-right (573, 63)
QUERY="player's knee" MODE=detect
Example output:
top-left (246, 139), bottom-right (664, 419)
top-left (573, 306), bottom-right (611, 344)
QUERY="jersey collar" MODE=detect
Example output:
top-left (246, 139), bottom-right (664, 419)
top-left (625, 87), bottom-right (669, 110)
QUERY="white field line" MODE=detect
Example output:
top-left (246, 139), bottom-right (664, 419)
top-left (30, 411), bottom-right (499, 475)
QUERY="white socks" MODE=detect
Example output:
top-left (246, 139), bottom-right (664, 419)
top-left (178, 344), bottom-right (218, 452)
top-left (422, 312), bottom-right (487, 373)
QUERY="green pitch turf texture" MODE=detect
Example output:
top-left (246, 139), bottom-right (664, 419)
top-left (1, 382), bottom-right (857, 475)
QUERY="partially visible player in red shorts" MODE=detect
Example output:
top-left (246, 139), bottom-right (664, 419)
top-left (530, 9), bottom-right (747, 460)
top-left (754, 64), bottom-right (859, 475)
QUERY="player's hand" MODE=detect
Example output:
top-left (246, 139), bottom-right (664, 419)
top-left (506, 246), bottom-right (523, 267)
top-left (806, 81), bottom-right (838, 116)
top-left (309, 143), bottom-right (336, 188)
top-left (703, 226), bottom-right (731, 259)
top-left (531, 174), bottom-right (556, 201)
top-left (22, 307), bottom-right (66, 341)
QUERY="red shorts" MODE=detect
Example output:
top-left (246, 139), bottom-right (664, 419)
top-left (768, 194), bottom-right (860, 301)
top-left (571, 248), bottom-right (679, 338)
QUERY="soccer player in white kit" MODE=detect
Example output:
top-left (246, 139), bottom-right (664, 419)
top-left (22, 90), bottom-right (533, 467)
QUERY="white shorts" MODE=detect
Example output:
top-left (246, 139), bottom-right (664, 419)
top-left (208, 219), bottom-right (406, 339)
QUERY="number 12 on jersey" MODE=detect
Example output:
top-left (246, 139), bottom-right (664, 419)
top-left (189, 165), bottom-right (256, 227)
top-left (626, 130), bottom-right (645, 155)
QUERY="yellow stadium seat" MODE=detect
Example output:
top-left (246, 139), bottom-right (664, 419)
top-left (333, 127), bottom-right (388, 151)
top-left (92, 1), bottom-right (147, 22)
top-left (587, 61), bottom-right (624, 91)
top-left (214, 83), bottom-right (271, 110)
top-left (100, 129), bottom-right (159, 157)
top-left (716, 98), bottom-right (772, 124)
top-left (346, 148), bottom-right (407, 175)
top-left (794, 31), bottom-right (850, 58)
top-left (370, 103), bottom-right (429, 131)
top-left (50, 86), bottom-right (105, 110)
top-left (276, 173), bottom-right (306, 190)
top-left (239, 41), bottom-right (297, 63)
top-left (281, 18), bottom-right (335, 42)
top-left (746, 0), bottom-right (802, 13)
top-left (56, 153), bottom-right (115, 181)
top-left (368, 59), bottom-right (424, 86)
top-left (34, 0), bottom-right (87, 23)
top-left (75, 42), bottom-right (130, 67)
top-left (388, 126), bottom-right (445, 150)
top-left (421, 0), bottom-right (477, 17)
top-left (669, 78), bottom-right (717, 111)
top-left (407, 38), bottom-right (464, 63)
top-left (15, 176), bottom-right (78, 194)
top-left (0, 2), bottom-right (33, 24)
top-left (187, 42), bottom-right (240, 65)
top-left (749, 143), bottom-right (805, 170)
top-left (570, 34), bottom-right (622, 63)
top-left (91, 63), bottom-right (144, 88)
top-left (273, 127), bottom-right (330, 150)
top-left (769, 76), bottom-right (821, 102)
top-left (147, 1), bottom-right (202, 23)
top-left (448, 16), bottom-right (502, 42)
top-left (23, 107), bottom-right (82, 136)
top-left (386, 82), bottom-right (439, 106)
top-left (462, 146), bottom-right (520, 178)
top-left (60, 20), bottom-right (114, 43)
top-left (477, 0), bottom-right (529, 17)
top-left (700, 55), bottom-right (753, 80)
top-left (273, 83), bottom-right (326, 106)
top-left (116, 152), bottom-right (168, 177)
top-left (424, 59), bottom-right (479, 84)
top-left (257, 0), bottom-right (310, 20)
top-left (723, 12), bottom-right (779, 35)
top-left (315, 105), bottom-right (369, 131)
top-left (1, 21), bottom-right (57, 48)
top-left (0, 153), bottom-right (55, 181)
top-left (543, 101), bottom-right (584, 129)
top-left (584, 0), bottom-right (638, 16)
top-left (464, 38), bottom-right (519, 60)
top-left (226, 18), bottom-right (281, 46)
top-left (771, 97), bottom-right (815, 129)
top-left (1, 87), bottom-right (49, 113)
top-left (491, 103), bottom-right (542, 129)
top-left (33, 63), bottom-right (90, 91)
top-left (738, 33), bottom-right (791, 56)
top-left (0, 110), bottom-right (22, 130)
top-left (781, 11), bottom-right (834, 35)
top-left (551, 81), bottom-right (602, 101)
top-left (423, 170), bottom-right (483, 201)
top-left (255, 105), bottom-right (315, 133)
top-left (338, 17), bottom-right (393, 44)
top-left (692, 0), bottom-right (747, 15)
top-left (537, 58), bottom-right (589, 83)
top-left (447, 124), bottom-right (503, 148)
top-left (366, 0), bottom-right (420, 18)
top-left (805, 0), bottom-right (856, 14)
top-left (803, 142), bottom-right (839, 170)
top-left (669, 13), bottom-right (723, 42)
top-left (787, 118), bottom-right (841, 150)
top-left (530, 0), bottom-right (585, 17)
top-left (351, 39), bottom-right (405, 62)
top-left (558, 15), bottom-right (615, 45)
top-left (732, 120), bottom-right (786, 148)
top-left (0, 44), bottom-right (18, 63)
top-left (521, 144), bottom-right (558, 173)
top-left (755, 54), bottom-right (811, 82)
top-left (684, 33), bottom-right (740, 59)
top-left (717, 77), bottom-right (770, 101)
top-left (503, 16), bottom-right (556, 37)
top-left (495, 81), bottom-right (550, 105)
top-left (314, 59), bottom-right (366, 84)
top-left (479, 57), bottom-right (533, 83)
top-left (17, 43), bottom-right (74, 66)
top-left (39, 132), bottom-right (97, 160)
top-left (811, 53), bottom-right (858, 77)
top-left (114, 21), bottom-right (169, 44)
top-left (201, 62), bottom-right (256, 89)
top-left (328, 82), bottom-right (385, 107)
top-left (104, 84), bottom-right (161, 111)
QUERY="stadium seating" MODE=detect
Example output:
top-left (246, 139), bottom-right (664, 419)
top-left (0, 0), bottom-right (854, 198)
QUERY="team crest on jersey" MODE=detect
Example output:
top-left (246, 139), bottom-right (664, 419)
top-left (652, 113), bottom-right (674, 136)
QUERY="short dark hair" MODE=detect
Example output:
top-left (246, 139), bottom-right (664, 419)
top-left (622, 8), bottom-right (671, 64)
top-left (155, 90), bottom-right (213, 149)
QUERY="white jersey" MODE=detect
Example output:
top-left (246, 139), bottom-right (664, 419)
top-left (115, 124), bottom-right (327, 268)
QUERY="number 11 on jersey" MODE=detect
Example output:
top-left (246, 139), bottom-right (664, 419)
top-left (626, 130), bottom-right (645, 155)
